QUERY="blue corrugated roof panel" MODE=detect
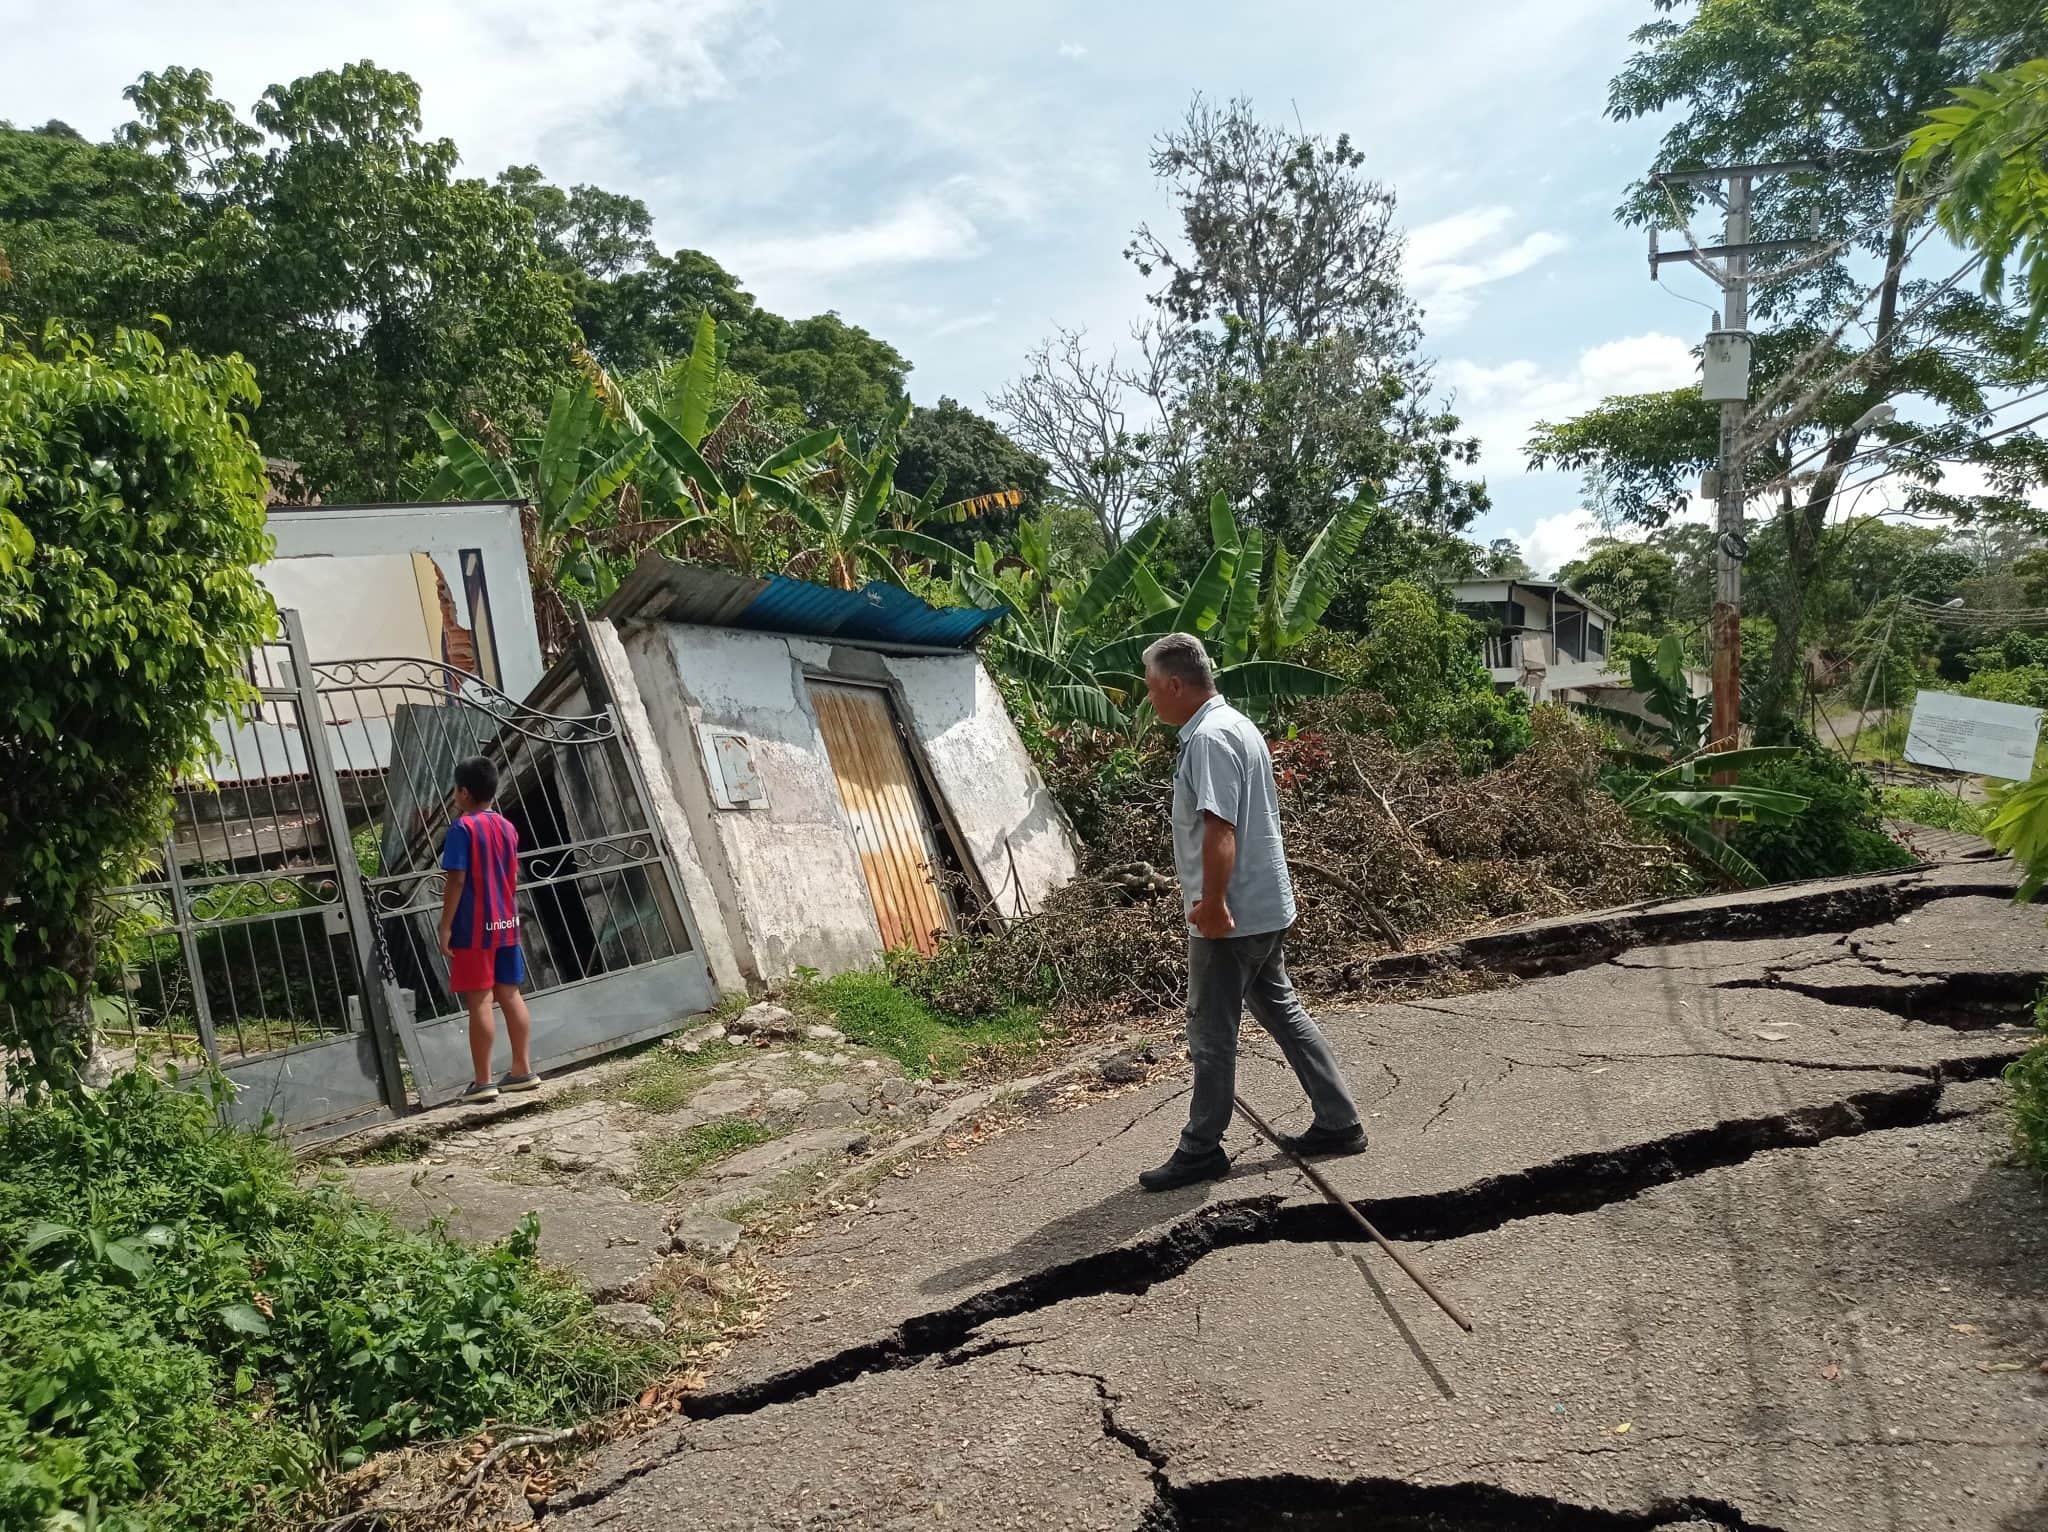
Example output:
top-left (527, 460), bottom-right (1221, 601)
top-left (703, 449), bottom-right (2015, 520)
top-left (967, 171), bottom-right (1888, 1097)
top-left (733, 574), bottom-right (1007, 650)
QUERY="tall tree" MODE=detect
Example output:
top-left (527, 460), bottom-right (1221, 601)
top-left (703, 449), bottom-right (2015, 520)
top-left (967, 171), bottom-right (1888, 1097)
top-left (1532, 0), bottom-right (2048, 733)
top-left (1, 325), bottom-right (275, 1092)
top-left (989, 327), bottom-right (1154, 550)
top-left (1557, 536), bottom-right (1681, 633)
top-left (2, 64), bottom-right (584, 499)
top-left (0, 119), bottom-right (185, 328)
top-left (893, 396), bottom-right (1048, 552)
top-left (496, 164), bottom-right (656, 281)
top-left (1126, 95), bottom-right (1486, 546)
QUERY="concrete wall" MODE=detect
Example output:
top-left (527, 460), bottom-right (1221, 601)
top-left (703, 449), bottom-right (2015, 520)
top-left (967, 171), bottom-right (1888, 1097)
top-left (264, 503), bottom-right (544, 700)
top-left (615, 620), bottom-right (1079, 989)
top-left (888, 655), bottom-right (1079, 918)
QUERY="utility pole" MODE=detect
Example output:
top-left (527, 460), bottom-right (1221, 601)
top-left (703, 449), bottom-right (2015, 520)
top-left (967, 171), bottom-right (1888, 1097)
top-left (1650, 160), bottom-right (1823, 750)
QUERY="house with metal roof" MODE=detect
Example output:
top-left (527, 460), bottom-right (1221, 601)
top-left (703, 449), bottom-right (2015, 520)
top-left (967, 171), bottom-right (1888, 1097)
top-left (584, 553), bottom-right (1080, 990)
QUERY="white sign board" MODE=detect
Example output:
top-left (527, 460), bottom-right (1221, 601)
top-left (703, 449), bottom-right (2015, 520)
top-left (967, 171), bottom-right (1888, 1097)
top-left (1903, 689), bottom-right (2043, 780)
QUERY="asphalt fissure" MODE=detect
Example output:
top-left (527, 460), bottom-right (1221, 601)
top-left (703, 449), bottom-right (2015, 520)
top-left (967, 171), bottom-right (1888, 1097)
top-left (1137, 1474), bottom-right (1787, 1532)
top-left (1713, 970), bottom-right (2040, 1030)
top-left (1332, 875), bottom-right (2009, 991)
top-left (647, 1078), bottom-right (1942, 1432)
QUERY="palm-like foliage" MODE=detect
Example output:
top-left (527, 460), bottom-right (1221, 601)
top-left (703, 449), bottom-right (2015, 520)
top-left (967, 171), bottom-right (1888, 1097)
top-left (961, 491), bottom-right (1370, 730)
top-left (765, 401), bottom-right (987, 591)
top-left (1584, 636), bottom-right (1811, 887)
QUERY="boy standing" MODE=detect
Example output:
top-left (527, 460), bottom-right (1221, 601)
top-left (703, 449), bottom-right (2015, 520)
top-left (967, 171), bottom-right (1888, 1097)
top-left (437, 755), bottom-right (540, 1103)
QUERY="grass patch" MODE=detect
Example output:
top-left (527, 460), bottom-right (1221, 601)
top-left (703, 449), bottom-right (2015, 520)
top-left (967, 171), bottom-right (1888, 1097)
top-left (552, 1038), bottom-right (744, 1116)
top-left (0, 1070), bottom-right (662, 1531)
top-left (791, 969), bottom-right (1048, 1079)
top-left (2008, 989), bottom-right (2048, 1175)
top-left (347, 1131), bottom-right (430, 1166)
top-left (635, 1118), bottom-right (777, 1198)
top-left (1880, 784), bottom-right (1990, 835)
top-left (610, 1041), bottom-right (745, 1114)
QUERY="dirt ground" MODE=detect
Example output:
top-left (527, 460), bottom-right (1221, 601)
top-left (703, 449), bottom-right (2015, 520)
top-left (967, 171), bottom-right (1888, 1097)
top-left (524, 856), bottom-right (2048, 1532)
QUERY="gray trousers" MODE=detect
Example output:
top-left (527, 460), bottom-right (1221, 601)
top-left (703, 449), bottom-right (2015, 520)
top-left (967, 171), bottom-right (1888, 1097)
top-left (1178, 930), bottom-right (1361, 1157)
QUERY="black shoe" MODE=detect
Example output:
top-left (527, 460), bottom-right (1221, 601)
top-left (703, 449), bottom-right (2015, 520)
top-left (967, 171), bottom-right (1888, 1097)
top-left (1277, 1122), bottom-right (1368, 1158)
top-left (1138, 1147), bottom-right (1230, 1192)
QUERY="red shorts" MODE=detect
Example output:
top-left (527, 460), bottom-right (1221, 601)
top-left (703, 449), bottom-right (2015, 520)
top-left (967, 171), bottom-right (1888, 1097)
top-left (448, 943), bottom-right (526, 994)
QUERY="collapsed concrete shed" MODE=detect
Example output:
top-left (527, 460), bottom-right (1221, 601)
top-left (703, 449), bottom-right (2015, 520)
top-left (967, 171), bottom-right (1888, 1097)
top-left (587, 554), bottom-right (1080, 992)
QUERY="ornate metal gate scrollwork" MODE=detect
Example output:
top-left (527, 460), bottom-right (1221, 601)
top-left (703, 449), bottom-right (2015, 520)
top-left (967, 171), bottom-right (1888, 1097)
top-left (82, 609), bottom-right (714, 1130)
top-left (310, 640), bottom-right (712, 1107)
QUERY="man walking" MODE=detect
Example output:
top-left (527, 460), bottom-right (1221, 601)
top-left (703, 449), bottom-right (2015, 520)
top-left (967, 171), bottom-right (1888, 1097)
top-left (1137, 633), bottom-right (1367, 1192)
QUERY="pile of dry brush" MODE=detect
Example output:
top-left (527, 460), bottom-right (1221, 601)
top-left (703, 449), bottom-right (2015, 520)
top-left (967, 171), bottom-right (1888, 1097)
top-left (897, 702), bottom-right (1689, 1020)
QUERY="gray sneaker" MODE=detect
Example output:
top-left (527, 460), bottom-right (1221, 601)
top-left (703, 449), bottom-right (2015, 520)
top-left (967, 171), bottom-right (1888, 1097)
top-left (497, 1071), bottom-right (542, 1094)
top-left (459, 1079), bottom-right (500, 1104)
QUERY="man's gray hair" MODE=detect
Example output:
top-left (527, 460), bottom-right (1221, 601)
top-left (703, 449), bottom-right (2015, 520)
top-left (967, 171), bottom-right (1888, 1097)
top-left (1142, 631), bottom-right (1216, 690)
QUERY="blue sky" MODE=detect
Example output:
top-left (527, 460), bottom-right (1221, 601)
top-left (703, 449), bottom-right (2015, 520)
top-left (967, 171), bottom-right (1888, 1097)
top-left (7, 0), bottom-right (1727, 573)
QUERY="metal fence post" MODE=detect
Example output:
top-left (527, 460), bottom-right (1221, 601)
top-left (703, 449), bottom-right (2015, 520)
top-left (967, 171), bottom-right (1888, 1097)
top-left (158, 839), bottom-right (219, 1063)
top-left (281, 609), bottom-right (413, 1114)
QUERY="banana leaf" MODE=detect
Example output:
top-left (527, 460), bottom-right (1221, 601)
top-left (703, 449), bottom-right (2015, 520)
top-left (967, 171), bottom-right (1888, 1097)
top-left (642, 408), bottom-right (728, 504)
top-left (1649, 786), bottom-right (1810, 822)
top-left (871, 527), bottom-right (971, 572)
top-left (667, 312), bottom-right (720, 446)
top-left (1665, 813), bottom-right (1770, 888)
top-left (425, 411), bottom-right (521, 501)
top-left (1218, 528), bottom-right (1264, 665)
top-left (1215, 660), bottom-right (1347, 705)
top-left (1067, 516), bottom-right (1167, 629)
top-left (1174, 545), bottom-right (1238, 636)
top-left (1044, 683), bottom-right (1128, 730)
top-left (538, 384), bottom-right (598, 523)
top-left (561, 434), bottom-right (650, 527)
top-left (757, 427), bottom-right (842, 477)
top-left (1281, 498), bottom-right (1372, 640)
top-left (1207, 490), bottom-right (1239, 554)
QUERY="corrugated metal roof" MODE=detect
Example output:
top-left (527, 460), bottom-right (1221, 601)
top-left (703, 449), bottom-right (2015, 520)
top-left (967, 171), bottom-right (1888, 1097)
top-left (599, 553), bottom-right (1007, 651)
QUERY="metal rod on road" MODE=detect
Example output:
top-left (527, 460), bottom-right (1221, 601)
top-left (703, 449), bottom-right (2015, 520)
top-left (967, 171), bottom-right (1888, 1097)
top-left (1234, 1093), bottom-right (1475, 1334)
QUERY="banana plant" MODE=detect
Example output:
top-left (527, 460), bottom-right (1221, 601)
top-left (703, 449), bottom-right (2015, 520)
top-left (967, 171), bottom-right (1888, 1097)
top-left (1609, 746), bottom-right (1810, 887)
top-left (965, 492), bottom-right (1369, 730)
top-left (759, 399), bottom-right (1016, 590)
top-left (425, 381), bottom-right (648, 537)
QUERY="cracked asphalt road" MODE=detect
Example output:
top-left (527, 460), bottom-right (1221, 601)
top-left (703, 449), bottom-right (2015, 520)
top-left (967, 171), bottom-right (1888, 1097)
top-left (551, 862), bottom-right (2048, 1531)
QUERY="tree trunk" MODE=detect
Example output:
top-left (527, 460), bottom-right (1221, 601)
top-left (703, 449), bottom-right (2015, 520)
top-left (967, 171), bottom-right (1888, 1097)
top-left (1752, 217), bottom-right (1911, 736)
top-left (7, 892), bottom-right (100, 1097)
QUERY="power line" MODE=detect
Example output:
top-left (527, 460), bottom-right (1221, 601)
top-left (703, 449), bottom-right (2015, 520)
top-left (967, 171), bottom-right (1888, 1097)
top-left (1746, 381), bottom-right (2048, 498)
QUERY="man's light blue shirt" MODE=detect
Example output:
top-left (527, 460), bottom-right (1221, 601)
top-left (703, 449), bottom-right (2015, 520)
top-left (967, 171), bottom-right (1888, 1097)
top-left (1171, 694), bottom-right (1296, 937)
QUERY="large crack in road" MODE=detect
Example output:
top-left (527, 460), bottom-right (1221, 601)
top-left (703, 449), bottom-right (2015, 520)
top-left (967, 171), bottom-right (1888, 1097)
top-left (1331, 871), bottom-right (2012, 990)
top-left (544, 864), bottom-right (2047, 1530)
top-left (1134, 1473), bottom-right (1792, 1532)
top-left (548, 1076), bottom-right (1965, 1523)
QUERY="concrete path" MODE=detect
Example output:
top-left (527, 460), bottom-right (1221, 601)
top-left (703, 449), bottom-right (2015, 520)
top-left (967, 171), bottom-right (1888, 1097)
top-left (546, 859), bottom-right (2048, 1531)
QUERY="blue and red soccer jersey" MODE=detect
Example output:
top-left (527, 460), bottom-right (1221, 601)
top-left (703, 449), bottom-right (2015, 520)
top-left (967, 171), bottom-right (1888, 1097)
top-left (441, 810), bottom-right (525, 991)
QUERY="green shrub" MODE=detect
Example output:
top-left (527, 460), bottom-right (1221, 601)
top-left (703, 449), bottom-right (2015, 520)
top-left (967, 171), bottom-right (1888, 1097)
top-left (0, 1070), bottom-right (662, 1529)
top-left (795, 968), bottom-right (1046, 1078)
top-left (2007, 990), bottom-right (2048, 1174)
top-left (1305, 581), bottom-right (1531, 772)
top-left (1879, 785), bottom-right (1990, 835)
top-left (1725, 743), bottom-right (1914, 883)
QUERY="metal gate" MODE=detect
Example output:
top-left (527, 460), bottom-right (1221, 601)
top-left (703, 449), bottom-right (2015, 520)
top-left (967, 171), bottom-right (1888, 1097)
top-left (87, 609), bottom-right (715, 1133)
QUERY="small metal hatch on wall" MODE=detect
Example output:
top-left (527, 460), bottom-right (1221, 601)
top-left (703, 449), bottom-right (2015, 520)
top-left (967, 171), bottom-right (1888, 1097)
top-left (806, 678), bottom-right (959, 957)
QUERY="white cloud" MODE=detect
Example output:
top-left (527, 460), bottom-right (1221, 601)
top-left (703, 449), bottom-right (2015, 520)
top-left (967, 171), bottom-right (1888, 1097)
top-left (1518, 509), bottom-right (1599, 578)
top-left (1058, 41), bottom-right (1088, 59)
top-left (720, 197), bottom-right (982, 287)
top-left (1443, 332), bottom-right (1698, 484)
top-left (930, 311), bottom-right (999, 339)
top-left (1405, 205), bottom-right (1568, 328)
top-left (0, 0), bottom-right (764, 182)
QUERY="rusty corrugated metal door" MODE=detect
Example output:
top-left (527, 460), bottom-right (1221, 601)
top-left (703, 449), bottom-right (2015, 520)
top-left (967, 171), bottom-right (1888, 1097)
top-left (809, 681), bottom-right (955, 956)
